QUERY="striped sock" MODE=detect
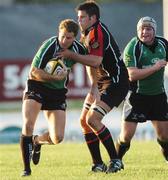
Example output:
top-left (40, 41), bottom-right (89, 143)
top-left (84, 132), bottom-right (103, 164)
top-left (96, 126), bottom-right (118, 160)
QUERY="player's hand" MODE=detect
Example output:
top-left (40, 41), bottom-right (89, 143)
top-left (153, 60), bottom-right (167, 71)
top-left (54, 68), bottom-right (68, 80)
top-left (57, 49), bottom-right (74, 59)
top-left (90, 85), bottom-right (100, 101)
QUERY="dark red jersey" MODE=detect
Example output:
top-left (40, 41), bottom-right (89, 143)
top-left (82, 20), bottom-right (128, 90)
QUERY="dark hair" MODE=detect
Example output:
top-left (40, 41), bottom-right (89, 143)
top-left (76, 1), bottom-right (100, 20)
top-left (59, 19), bottom-right (79, 37)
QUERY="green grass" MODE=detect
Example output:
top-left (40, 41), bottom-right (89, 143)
top-left (67, 99), bottom-right (83, 110)
top-left (0, 99), bottom-right (83, 112)
top-left (0, 141), bottom-right (168, 180)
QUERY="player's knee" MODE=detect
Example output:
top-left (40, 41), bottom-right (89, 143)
top-left (86, 117), bottom-right (93, 127)
top-left (86, 115), bottom-right (96, 129)
top-left (22, 122), bottom-right (34, 134)
top-left (86, 104), bottom-right (106, 128)
top-left (51, 135), bottom-right (64, 144)
top-left (80, 117), bottom-right (92, 134)
top-left (120, 133), bottom-right (132, 143)
top-left (81, 116), bottom-right (91, 128)
top-left (80, 117), bottom-right (86, 129)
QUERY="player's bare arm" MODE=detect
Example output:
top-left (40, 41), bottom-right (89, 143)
top-left (128, 60), bottom-right (167, 81)
top-left (57, 49), bottom-right (102, 67)
top-left (29, 66), bottom-right (67, 82)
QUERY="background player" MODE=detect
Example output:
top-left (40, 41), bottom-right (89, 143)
top-left (116, 16), bottom-right (168, 164)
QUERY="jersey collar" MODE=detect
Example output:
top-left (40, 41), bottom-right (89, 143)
top-left (138, 37), bottom-right (158, 53)
top-left (84, 20), bottom-right (99, 36)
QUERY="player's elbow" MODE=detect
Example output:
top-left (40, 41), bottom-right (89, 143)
top-left (129, 75), bottom-right (139, 82)
top-left (129, 76), bottom-right (135, 82)
top-left (91, 61), bottom-right (100, 68)
top-left (29, 67), bottom-right (42, 80)
top-left (127, 68), bottom-right (139, 82)
top-left (128, 72), bottom-right (138, 82)
top-left (90, 58), bottom-right (101, 68)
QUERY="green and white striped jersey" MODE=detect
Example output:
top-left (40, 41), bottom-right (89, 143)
top-left (31, 36), bottom-right (86, 89)
top-left (124, 36), bottom-right (168, 95)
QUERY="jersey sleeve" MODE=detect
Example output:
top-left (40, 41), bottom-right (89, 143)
top-left (79, 43), bottom-right (87, 55)
top-left (123, 38), bottom-right (137, 68)
top-left (31, 37), bottom-right (55, 68)
top-left (31, 50), bottom-right (42, 68)
top-left (89, 26), bottom-right (104, 57)
top-left (164, 39), bottom-right (168, 60)
top-left (157, 36), bottom-right (168, 61)
top-left (66, 40), bottom-right (88, 67)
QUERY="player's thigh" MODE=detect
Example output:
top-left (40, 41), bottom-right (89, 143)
top-left (85, 100), bottom-right (114, 132)
top-left (22, 99), bottom-right (41, 134)
top-left (119, 121), bottom-right (138, 142)
top-left (84, 92), bottom-right (96, 104)
top-left (80, 107), bottom-right (93, 133)
top-left (44, 110), bottom-right (66, 137)
top-left (152, 121), bottom-right (168, 139)
top-left (87, 99), bottom-right (111, 124)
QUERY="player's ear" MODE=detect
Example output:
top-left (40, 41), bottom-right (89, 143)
top-left (90, 15), bottom-right (96, 22)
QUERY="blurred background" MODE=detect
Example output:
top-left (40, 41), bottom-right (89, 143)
top-left (0, 0), bottom-right (167, 143)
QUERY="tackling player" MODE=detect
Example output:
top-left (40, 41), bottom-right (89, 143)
top-left (58, 1), bottom-right (129, 173)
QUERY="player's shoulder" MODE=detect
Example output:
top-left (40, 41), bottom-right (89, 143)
top-left (156, 36), bottom-right (168, 45)
top-left (128, 37), bottom-right (139, 45)
top-left (38, 36), bottom-right (57, 52)
top-left (124, 37), bottom-right (138, 52)
top-left (73, 39), bottom-right (85, 48)
top-left (42, 36), bottom-right (57, 45)
top-left (73, 39), bottom-right (87, 54)
top-left (156, 35), bottom-right (167, 41)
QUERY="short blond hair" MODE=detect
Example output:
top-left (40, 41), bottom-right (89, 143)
top-left (59, 19), bottom-right (79, 37)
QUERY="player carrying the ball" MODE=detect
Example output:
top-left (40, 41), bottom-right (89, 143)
top-left (20, 19), bottom-right (86, 176)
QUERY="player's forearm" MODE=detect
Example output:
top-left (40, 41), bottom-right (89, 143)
top-left (29, 67), bottom-right (65, 82)
top-left (128, 66), bottom-right (157, 81)
top-left (69, 53), bottom-right (101, 67)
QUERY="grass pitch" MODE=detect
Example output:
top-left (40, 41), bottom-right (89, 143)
top-left (0, 99), bottom-right (83, 112)
top-left (0, 141), bottom-right (168, 180)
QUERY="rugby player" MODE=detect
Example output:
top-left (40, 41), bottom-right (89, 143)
top-left (20, 19), bottom-right (86, 176)
top-left (116, 16), bottom-right (168, 163)
top-left (58, 1), bottom-right (129, 173)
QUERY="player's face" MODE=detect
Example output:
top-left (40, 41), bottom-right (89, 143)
top-left (77, 10), bottom-right (92, 32)
top-left (58, 29), bottom-right (75, 49)
top-left (138, 26), bottom-right (155, 45)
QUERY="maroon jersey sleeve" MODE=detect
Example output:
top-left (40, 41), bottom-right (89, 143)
top-left (88, 25), bottom-right (104, 57)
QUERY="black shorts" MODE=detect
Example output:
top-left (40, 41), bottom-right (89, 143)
top-left (23, 80), bottom-right (67, 111)
top-left (123, 92), bottom-right (168, 122)
top-left (99, 81), bottom-right (129, 109)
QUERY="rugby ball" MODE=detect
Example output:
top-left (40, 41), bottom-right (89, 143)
top-left (44, 58), bottom-right (65, 75)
